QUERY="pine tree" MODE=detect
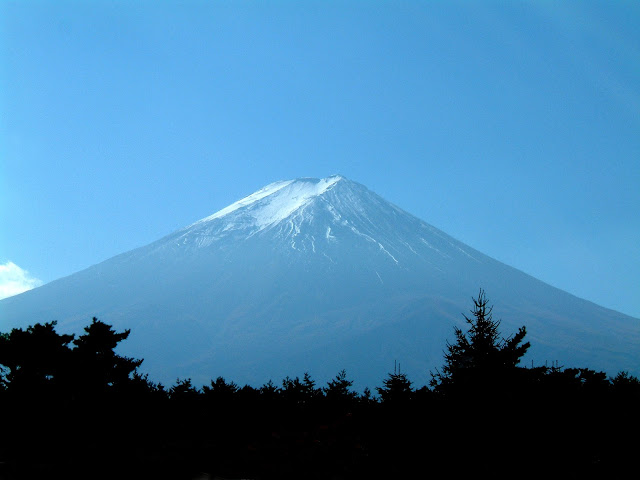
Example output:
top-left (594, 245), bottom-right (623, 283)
top-left (0, 321), bottom-right (74, 395)
top-left (376, 363), bottom-right (413, 404)
top-left (324, 369), bottom-right (357, 403)
top-left (430, 289), bottom-right (530, 396)
top-left (71, 317), bottom-right (143, 395)
top-left (202, 376), bottom-right (240, 406)
top-left (169, 377), bottom-right (200, 400)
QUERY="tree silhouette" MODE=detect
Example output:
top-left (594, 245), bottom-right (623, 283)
top-left (430, 289), bottom-right (530, 396)
top-left (376, 367), bottom-right (413, 404)
top-left (71, 317), bottom-right (143, 395)
top-left (202, 376), bottom-right (239, 401)
top-left (169, 377), bottom-right (199, 400)
top-left (0, 321), bottom-right (74, 395)
top-left (2, 311), bottom-right (640, 479)
top-left (301, 371), bottom-right (322, 400)
top-left (280, 373), bottom-right (322, 406)
top-left (260, 379), bottom-right (279, 400)
top-left (324, 369), bottom-right (357, 405)
top-left (611, 371), bottom-right (640, 397)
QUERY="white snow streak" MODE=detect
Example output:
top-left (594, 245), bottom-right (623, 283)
top-left (378, 243), bottom-right (399, 264)
top-left (326, 227), bottom-right (335, 240)
top-left (192, 176), bottom-right (342, 233)
top-left (194, 180), bottom-right (294, 225)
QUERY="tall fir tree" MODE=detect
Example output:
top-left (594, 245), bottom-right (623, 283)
top-left (430, 289), bottom-right (530, 396)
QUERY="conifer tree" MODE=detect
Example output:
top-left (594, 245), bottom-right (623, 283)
top-left (169, 377), bottom-right (200, 400)
top-left (376, 366), bottom-right (413, 404)
top-left (203, 376), bottom-right (239, 396)
top-left (0, 321), bottom-right (74, 394)
top-left (281, 375), bottom-right (318, 405)
top-left (430, 289), bottom-right (530, 396)
top-left (260, 379), bottom-right (279, 398)
top-left (324, 369), bottom-right (357, 403)
top-left (72, 317), bottom-right (143, 394)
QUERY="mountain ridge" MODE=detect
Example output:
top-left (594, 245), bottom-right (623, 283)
top-left (1, 175), bottom-right (638, 389)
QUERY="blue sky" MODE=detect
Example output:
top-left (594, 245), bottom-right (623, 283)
top-left (1, 1), bottom-right (638, 317)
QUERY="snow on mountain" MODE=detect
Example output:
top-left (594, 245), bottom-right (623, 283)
top-left (160, 174), bottom-right (477, 265)
top-left (1, 175), bottom-right (638, 390)
top-left (194, 176), bottom-right (341, 230)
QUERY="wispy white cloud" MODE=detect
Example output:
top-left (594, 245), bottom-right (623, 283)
top-left (0, 261), bottom-right (43, 300)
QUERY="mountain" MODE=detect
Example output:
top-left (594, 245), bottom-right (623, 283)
top-left (1, 175), bottom-right (638, 390)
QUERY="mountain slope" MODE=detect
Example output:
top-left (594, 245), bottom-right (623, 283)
top-left (1, 175), bottom-right (638, 389)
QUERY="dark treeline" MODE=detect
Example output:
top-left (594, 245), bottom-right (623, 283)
top-left (1, 290), bottom-right (639, 480)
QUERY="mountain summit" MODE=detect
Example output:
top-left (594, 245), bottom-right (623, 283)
top-left (191, 175), bottom-right (346, 236)
top-left (1, 176), bottom-right (638, 389)
top-left (152, 174), bottom-right (481, 271)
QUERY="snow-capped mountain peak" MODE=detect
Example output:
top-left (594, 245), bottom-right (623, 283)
top-left (2, 175), bottom-right (637, 391)
top-left (168, 174), bottom-right (475, 264)
top-left (192, 175), bottom-right (344, 231)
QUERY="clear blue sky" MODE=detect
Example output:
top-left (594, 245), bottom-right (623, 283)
top-left (1, 1), bottom-right (638, 317)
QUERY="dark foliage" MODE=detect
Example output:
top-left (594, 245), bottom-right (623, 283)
top-left (430, 289), bottom-right (531, 398)
top-left (72, 317), bottom-right (144, 396)
top-left (324, 369), bottom-right (357, 404)
top-left (376, 369), bottom-right (413, 404)
top-left (0, 321), bottom-right (74, 395)
top-left (1, 294), bottom-right (639, 480)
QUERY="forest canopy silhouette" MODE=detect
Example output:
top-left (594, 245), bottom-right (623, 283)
top-left (1, 290), bottom-right (638, 480)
